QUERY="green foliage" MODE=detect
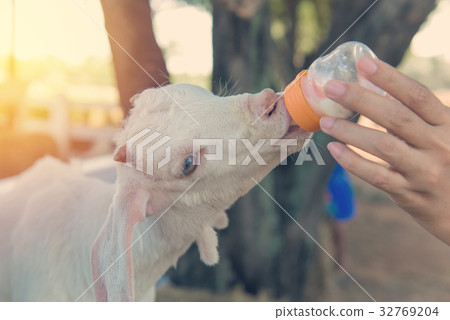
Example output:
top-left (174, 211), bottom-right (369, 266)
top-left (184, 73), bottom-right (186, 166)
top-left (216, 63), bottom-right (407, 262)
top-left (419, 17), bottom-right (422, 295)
top-left (296, 0), bottom-right (332, 56)
top-left (0, 55), bottom-right (116, 86)
top-left (269, 0), bottom-right (332, 61)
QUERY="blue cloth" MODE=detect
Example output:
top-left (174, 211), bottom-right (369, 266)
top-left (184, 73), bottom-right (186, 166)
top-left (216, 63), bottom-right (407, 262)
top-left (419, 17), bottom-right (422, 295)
top-left (325, 164), bottom-right (356, 221)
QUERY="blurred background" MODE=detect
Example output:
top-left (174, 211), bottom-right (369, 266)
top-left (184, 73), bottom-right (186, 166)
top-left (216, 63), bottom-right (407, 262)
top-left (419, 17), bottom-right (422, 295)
top-left (0, 0), bottom-right (449, 301)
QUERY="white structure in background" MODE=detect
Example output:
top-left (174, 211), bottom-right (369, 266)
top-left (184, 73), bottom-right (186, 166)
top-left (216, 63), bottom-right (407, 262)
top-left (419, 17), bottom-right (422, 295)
top-left (17, 81), bottom-right (70, 155)
top-left (17, 81), bottom-right (121, 158)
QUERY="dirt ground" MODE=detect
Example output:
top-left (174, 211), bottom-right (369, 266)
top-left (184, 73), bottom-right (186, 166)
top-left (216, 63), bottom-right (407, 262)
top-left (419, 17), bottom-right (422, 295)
top-left (325, 177), bottom-right (450, 302)
top-left (157, 177), bottom-right (450, 302)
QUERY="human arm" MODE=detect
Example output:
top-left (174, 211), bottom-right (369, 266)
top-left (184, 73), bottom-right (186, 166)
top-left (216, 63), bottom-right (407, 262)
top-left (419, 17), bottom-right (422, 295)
top-left (101, 0), bottom-right (169, 116)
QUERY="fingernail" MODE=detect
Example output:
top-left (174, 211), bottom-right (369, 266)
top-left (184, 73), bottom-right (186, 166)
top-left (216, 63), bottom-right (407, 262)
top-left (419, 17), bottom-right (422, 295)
top-left (327, 142), bottom-right (343, 158)
top-left (320, 117), bottom-right (335, 131)
top-left (324, 80), bottom-right (346, 98)
top-left (357, 56), bottom-right (378, 75)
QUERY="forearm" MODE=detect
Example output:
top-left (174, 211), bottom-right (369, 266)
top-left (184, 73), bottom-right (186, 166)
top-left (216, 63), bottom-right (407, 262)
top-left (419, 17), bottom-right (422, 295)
top-left (101, 0), bottom-right (169, 116)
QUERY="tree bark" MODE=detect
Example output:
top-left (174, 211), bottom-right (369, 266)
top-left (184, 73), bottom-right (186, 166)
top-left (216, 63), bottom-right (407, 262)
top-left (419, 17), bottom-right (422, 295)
top-left (304, 0), bottom-right (437, 67)
top-left (211, 0), bottom-right (272, 94)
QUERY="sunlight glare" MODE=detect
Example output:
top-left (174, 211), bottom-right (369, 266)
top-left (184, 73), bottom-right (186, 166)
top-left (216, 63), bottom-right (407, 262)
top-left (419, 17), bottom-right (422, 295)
top-left (411, 0), bottom-right (450, 60)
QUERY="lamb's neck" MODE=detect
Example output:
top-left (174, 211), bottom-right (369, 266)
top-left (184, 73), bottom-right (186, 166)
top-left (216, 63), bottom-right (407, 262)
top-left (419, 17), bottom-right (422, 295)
top-left (131, 208), bottom-right (197, 299)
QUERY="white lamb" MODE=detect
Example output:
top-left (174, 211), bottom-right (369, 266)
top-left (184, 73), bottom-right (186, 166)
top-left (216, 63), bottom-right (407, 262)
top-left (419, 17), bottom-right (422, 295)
top-left (0, 84), bottom-right (311, 301)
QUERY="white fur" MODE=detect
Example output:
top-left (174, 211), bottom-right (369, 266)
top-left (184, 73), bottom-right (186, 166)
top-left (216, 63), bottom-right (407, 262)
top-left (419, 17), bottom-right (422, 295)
top-left (0, 84), bottom-right (311, 301)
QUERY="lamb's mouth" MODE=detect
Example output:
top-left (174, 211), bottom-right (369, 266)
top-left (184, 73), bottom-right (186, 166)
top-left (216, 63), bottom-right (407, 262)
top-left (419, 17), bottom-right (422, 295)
top-left (282, 125), bottom-right (305, 139)
top-left (277, 96), bottom-right (306, 140)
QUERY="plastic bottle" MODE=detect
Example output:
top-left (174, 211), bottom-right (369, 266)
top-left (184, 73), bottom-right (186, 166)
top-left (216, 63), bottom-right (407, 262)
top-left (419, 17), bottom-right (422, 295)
top-left (284, 41), bottom-right (384, 132)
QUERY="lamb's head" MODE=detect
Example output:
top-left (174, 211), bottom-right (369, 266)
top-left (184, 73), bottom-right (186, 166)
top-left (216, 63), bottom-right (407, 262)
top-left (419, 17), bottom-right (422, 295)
top-left (116, 83), bottom-right (311, 210)
top-left (91, 84), bottom-right (312, 301)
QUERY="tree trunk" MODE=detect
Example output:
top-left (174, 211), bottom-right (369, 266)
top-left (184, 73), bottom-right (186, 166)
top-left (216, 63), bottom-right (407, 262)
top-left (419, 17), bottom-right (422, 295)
top-left (211, 0), bottom-right (271, 94)
top-left (169, 0), bottom-right (436, 301)
top-left (304, 0), bottom-right (437, 67)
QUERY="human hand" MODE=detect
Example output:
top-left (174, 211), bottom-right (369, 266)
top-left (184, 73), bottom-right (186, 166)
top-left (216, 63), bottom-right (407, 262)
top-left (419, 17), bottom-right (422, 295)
top-left (319, 56), bottom-right (450, 245)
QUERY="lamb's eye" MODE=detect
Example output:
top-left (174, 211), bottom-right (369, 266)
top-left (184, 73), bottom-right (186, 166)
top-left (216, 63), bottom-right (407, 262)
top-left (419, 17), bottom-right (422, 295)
top-left (180, 154), bottom-right (197, 176)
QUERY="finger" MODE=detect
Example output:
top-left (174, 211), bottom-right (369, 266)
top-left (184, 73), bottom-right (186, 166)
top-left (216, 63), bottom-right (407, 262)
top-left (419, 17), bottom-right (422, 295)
top-left (327, 141), bottom-right (408, 195)
top-left (320, 117), bottom-right (419, 175)
top-left (324, 80), bottom-right (430, 148)
top-left (356, 56), bottom-right (447, 126)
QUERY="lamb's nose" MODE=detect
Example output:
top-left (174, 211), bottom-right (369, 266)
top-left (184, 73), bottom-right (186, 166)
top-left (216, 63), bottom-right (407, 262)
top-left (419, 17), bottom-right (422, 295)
top-left (260, 88), bottom-right (277, 104)
top-left (248, 88), bottom-right (278, 118)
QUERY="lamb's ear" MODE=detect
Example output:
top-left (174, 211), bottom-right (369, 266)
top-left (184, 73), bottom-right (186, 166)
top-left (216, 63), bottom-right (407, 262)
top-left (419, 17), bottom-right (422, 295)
top-left (91, 183), bottom-right (173, 302)
top-left (113, 145), bottom-right (127, 163)
top-left (91, 188), bottom-right (149, 302)
top-left (196, 225), bottom-right (219, 266)
top-left (129, 93), bottom-right (140, 106)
